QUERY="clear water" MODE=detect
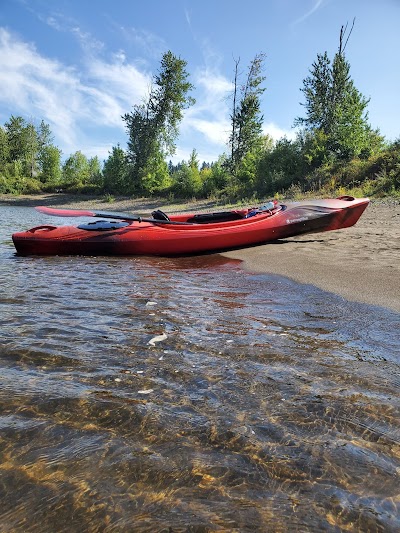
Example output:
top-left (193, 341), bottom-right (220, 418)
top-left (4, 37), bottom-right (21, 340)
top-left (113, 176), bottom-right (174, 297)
top-left (1, 205), bottom-right (399, 532)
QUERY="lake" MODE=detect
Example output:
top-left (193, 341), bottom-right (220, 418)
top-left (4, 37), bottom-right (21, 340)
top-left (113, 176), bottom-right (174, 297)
top-left (1, 206), bottom-right (399, 532)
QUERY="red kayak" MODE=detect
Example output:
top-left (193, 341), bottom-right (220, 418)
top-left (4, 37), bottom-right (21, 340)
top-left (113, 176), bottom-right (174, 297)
top-left (12, 196), bottom-right (369, 256)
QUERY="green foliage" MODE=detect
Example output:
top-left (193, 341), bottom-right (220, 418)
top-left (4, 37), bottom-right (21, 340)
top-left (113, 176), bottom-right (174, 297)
top-left (138, 151), bottom-right (171, 195)
top-left (170, 150), bottom-right (202, 197)
top-left (0, 126), bottom-right (10, 166)
top-left (0, 38), bottom-right (399, 202)
top-left (295, 41), bottom-right (377, 161)
top-left (228, 53), bottom-right (266, 174)
top-left (61, 152), bottom-right (104, 193)
top-left (0, 115), bottom-right (64, 193)
top-left (0, 172), bottom-right (43, 195)
top-left (103, 145), bottom-right (129, 193)
top-left (170, 162), bottom-right (199, 197)
top-left (5, 116), bottom-right (29, 165)
top-left (297, 129), bottom-right (329, 168)
top-left (257, 137), bottom-right (305, 195)
top-left (62, 151), bottom-right (90, 186)
top-left (39, 145), bottom-right (62, 183)
top-left (123, 51), bottom-right (195, 194)
top-left (151, 51), bottom-right (195, 153)
top-left (103, 193), bottom-right (115, 203)
top-left (88, 156), bottom-right (103, 186)
top-left (202, 161), bottom-right (230, 198)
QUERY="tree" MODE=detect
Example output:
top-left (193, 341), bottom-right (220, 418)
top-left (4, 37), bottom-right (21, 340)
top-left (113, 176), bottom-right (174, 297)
top-left (0, 126), bottom-right (9, 170)
top-left (5, 116), bottom-right (30, 167)
top-left (25, 121), bottom-right (39, 178)
top-left (201, 158), bottom-right (230, 198)
top-left (228, 53), bottom-right (266, 174)
top-left (62, 151), bottom-right (90, 186)
top-left (123, 51), bottom-right (195, 193)
top-left (3, 116), bottom-right (61, 181)
top-left (171, 149), bottom-right (202, 197)
top-left (88, 156), bottom-right (102, 184)
top-left (103, 145), bottom-right (128, 193)
top-left (39, 145), bottom-right (62, 183)
top-left (256, 137), bottom-right (304, 195)
top-left (295, 21), bottom-right (379, 161)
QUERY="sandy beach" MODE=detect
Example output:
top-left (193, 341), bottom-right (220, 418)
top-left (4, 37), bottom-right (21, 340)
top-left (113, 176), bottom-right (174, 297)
top-left (2, 194), bottom-right (399, 313)
top-left (223, 199), bottom-right (400, 313)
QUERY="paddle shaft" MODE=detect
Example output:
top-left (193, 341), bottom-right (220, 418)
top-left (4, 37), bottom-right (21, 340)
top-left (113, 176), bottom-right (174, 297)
top-left (35, 206), bottom-right (193, 225)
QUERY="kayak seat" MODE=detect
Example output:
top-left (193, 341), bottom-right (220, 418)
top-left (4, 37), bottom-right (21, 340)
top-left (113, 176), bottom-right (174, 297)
top-left (152, 209), bottom-right (170, 221)
top-left (186, 211), bottom-right (245, 224)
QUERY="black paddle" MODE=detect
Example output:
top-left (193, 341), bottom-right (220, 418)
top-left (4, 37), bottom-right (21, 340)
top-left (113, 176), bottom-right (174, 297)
top-left (35, 206), bottom-right (193, 225)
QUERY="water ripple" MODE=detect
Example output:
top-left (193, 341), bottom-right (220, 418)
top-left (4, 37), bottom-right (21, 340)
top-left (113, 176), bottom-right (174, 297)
top-left (0, 206), bottom-right (399, 532)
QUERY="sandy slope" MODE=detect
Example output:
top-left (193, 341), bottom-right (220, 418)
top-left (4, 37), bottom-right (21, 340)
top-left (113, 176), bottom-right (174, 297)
top-left (223, 200), bottom-right (400, 312)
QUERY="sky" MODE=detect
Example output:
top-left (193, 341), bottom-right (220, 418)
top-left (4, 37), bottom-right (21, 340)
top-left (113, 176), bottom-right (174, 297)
top-left (1, 0), bottom-right (399, 165)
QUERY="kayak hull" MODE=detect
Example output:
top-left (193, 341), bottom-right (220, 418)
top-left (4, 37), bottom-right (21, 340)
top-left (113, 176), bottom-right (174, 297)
top-left (12, 197), bottom-right (369, 256)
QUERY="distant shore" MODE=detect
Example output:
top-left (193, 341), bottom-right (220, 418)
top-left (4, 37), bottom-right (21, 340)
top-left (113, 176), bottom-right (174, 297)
top-left (2, 193), bottom-right (399, 313)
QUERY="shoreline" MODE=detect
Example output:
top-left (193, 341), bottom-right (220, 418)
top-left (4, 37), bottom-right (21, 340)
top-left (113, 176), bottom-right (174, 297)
top-left (222, 200), bottom-right (400, 313)
top-left (2, 194), bottom-right (399, 313)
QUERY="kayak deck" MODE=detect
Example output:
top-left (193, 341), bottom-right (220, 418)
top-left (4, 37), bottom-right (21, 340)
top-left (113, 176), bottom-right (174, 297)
top-left (12, 196), bottom-right (370, 256)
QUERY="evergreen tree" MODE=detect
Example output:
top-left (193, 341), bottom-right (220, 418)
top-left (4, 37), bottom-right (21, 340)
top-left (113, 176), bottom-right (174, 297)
top-left (228, 53), bottom-right (266, 174)
top-left (123, 51), bottom-right (195, 194)
top-left (295, 22), bottom-right (379, 160)
top-left (5, 116), bottom-right (30, 168)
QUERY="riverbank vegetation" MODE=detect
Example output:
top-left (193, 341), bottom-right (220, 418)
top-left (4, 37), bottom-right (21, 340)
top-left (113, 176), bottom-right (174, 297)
top-left (1, 24), bottom-right (399, 201)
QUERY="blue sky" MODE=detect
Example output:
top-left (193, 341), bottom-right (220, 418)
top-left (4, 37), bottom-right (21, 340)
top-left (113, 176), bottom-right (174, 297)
top-left (1, 0), bottom-right (399, 164)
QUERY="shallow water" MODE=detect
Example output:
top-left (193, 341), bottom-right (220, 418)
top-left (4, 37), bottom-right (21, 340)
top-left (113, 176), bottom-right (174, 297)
top-left (1, 205), bottom-right (399, 532)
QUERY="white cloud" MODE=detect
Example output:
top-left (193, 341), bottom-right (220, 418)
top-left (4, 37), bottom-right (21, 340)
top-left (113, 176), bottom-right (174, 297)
top-left (45, 16), bottom-right (63, 32)
top-left (41, 11), bottom-right (104, 53)
top-left (0, 28), bottom-right (79, 147)
top-left (81, 143), bottom-right (115, 162)
top-left (179, 66), bottom-right (295, 159)
top-left (196, 69), bottom-right (233, 98)
top-left (292, 0), bottom-right (325, 25)
top-left (263, 123), bottom-right (297, 142)
top-left (184, 8), bottom-right (192, 29)
top-left (0, 25), bottom-right (293, 165)
top-left (87, 55), bottom-right (150, 109)
top-left (181, 66), bottom-right (232, 147)
top-left (186, 118), bottom-right (230, 145)
top-left (0, 27), bottom-right (150, 156)
top-left (117, 27), bottom-right (167, 59)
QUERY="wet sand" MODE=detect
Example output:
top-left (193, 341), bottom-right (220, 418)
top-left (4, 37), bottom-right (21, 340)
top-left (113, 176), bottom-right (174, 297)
top-left (2, 194), bottom-right (399, 313)
top-left (223, 200), bottom-right (400, 313)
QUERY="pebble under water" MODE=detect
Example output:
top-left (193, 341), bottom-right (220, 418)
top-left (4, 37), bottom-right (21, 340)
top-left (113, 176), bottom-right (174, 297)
top-left (0, 206), bottom-right (399, 532)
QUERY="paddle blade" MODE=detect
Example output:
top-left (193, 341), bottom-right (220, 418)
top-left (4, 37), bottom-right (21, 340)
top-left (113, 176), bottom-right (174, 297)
top-left (36, 206), bottom-right (96, 217)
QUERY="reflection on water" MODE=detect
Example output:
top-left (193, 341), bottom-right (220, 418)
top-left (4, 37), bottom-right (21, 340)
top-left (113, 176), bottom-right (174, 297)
top-left (1, 206), bottom-right (399, 532)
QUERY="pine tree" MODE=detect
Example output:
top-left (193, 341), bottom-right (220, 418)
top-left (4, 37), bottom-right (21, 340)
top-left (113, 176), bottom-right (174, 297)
top-left (295, 21), bottom-right (379, 160)
top-left (228, 53), bottom-right (266, 174)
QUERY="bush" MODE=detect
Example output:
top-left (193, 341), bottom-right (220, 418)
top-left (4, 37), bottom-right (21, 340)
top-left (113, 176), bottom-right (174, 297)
top-left (0, 174), bottom-right (43, 194)
top-left (65, 183), bottom-right (103, 195)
